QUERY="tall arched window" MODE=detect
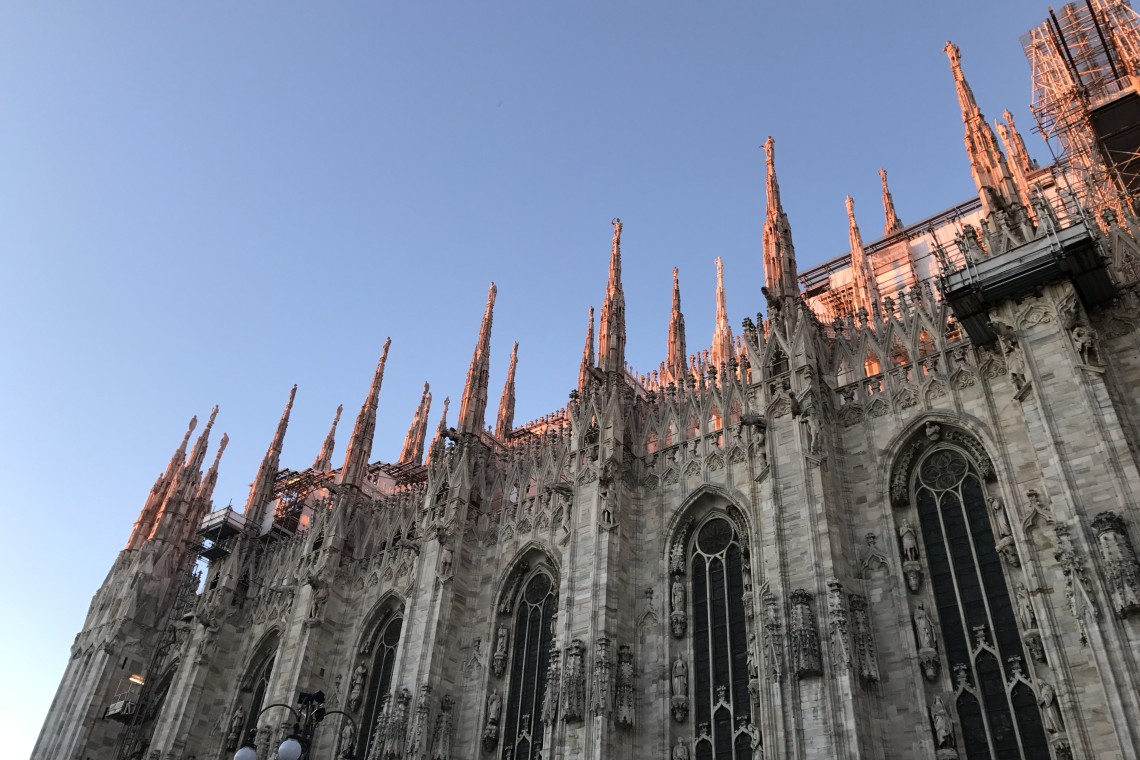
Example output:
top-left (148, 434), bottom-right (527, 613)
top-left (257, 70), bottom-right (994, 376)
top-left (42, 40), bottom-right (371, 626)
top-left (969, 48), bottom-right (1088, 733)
top-left (357, 615), bottom-right (403, 759)
top-left (231, 638), bottom-right (277, 750)
top-left (689, 516), bottom-right (754, 760)
top-left (911, 447), bottom-right (1048, 759)
top-left (502, 570), bottom-right (556, 760)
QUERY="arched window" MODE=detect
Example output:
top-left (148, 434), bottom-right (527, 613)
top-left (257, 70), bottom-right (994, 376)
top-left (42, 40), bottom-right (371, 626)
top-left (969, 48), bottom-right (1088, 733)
top-left (689, 516), bottom-right (754, 760)
top-left (911, 447), bottom-right (1049, 759)
top-left (357, 615), bottom-right (403, 759)
top-left (232, 641), bottom-right (277, 749)
top-left (502, 570), bottom-right (557, 760)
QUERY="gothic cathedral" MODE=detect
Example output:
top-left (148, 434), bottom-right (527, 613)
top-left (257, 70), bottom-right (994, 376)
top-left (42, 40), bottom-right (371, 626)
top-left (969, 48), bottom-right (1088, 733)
top-left (33, 4), bottom-right (1140, 759)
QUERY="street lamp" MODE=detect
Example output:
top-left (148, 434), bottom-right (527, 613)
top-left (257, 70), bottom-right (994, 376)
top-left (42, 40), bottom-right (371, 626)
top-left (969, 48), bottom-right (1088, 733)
top-left (233, 690), bottom-right (358, 760)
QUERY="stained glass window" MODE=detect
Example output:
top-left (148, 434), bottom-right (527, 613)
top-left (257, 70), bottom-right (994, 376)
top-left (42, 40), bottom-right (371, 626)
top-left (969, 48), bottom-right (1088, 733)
top-left (357, 616), bottom-right (403, 759)
top-left (503, 571), bottom-right (556, 760)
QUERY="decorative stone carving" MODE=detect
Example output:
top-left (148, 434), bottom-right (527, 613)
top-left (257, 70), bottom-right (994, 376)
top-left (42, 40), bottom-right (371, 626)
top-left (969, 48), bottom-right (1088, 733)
top-left (1091, 511), bottom-right (1140, 618)
top-left (592, 637), bottom-right (612, 717)
top-left (803, 407), bottom-right (822, 453)
top-left (542, 647), bottom-right (561, 725)
top-left (672, 739), bottom-right (690, 760)
top-left (1054, 524), bottom-right (1098, 643)
top-left (762, 591), bottom-right (782, 681)
top-left (826, 578), bottom-right (851, 672)
top-left (225, 705), bottom-right (244, 750)
top-left (499, 562), bottom-right (529, 615)
top-left (492, 624), bottom-right (510, 678)
top-left (481, 690), bottom-right (502, 751)
top-left (849, 594), bottom-right (879, 683)
top-left (736, 716), bottom-right (762, 750)
top-left (741, 550), bottom-right (755, 620)
top-left (615, 644), bottom-right (634, 727)
top-left (930, 696), bottom-right (958, 759)
top-left (670, 654), bottom-right (689, 722)
top-left (406, 684), bottom-right (431, 759)
top-left (366, 692), bottom-right (391, 759)
top-left (348, 663), bottom-right (367, 713)
top-left (385, 687), bottom-right (412, 760)
top-left (670, 539), bottom-right (686, 576)
top-left (789, 589), bottom-right (822, 678)
top-left (1071, 325), bottom-right (1100, 365)
top-left (746, 631), bottom-right (760, 702)
top-left (336, 718), bottom-right (356, 760)
top-left (1013, 583), bottom-right (1045, 662)
top-left (563, 639), bottom-right (586, 722)
top-left (670, 580), bottom-right (687, 638)
top-left (430, 696), bottom-right (453, 760)
top-left (913, 601), bottom-right (940, 681)
top-left (890, 428), bottom-right (995, 507)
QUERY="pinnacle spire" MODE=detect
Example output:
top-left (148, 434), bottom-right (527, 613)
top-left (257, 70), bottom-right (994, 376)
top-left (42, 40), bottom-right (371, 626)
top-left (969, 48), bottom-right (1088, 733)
top-left (996, 110), bottom-right (1037, 211)
top-left (244, 385), bottom-right (298, 529)
top-left (597, 218), bottom-right (627, 373)
top-left (847, 195), bottom-right (881, 316)
top-left (187, 406), bottom-right (219, 475)
top-left (578, 306), bottom-right (596, 392)
top-left (126, 415), bottom-right (198, 550)
top-left (313, 404), bottom-right (343, 471)
top-left (944, 42), bottom-right (1026, 224)
top-left (879, 168), bottom-right (904, 235)
top-left (398, 383), bottom-right (432, 465)
top-left (665, 268), bottom-right (687, 385)
top-left (458, 283), bottom-right (497, 435)
top-left (426, 396), bottom-right (451, 465)
top-left (339, 339), bottom-right (391, 487)
top-left (761, 137), bottom-right (800, 302)
top-left (495, 342), bottom-right (519, 439)
top-left (709, 257), bottom-right (735, 370)
top-left (196, 433), bottom-right (229, 503)
top-left (147, 406), bottom-right (218, 543)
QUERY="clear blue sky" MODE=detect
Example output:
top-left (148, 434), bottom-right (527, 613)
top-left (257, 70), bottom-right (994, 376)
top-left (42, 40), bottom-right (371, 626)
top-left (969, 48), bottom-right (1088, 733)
top-left (1, 1), bottom-right (1048, 755)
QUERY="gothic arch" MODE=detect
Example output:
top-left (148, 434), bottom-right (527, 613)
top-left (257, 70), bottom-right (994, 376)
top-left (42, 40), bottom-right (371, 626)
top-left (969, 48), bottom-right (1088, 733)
top-left (491, 540), bottom-right (561, 615)
top-left (663, 484), bottom-right (757, 558)
top-left (225, 628), bottom-right (282, 752)
top-left (353, 590), bottom-right (406, 656)
top-left (878, 412), bottom-right (1002, 508)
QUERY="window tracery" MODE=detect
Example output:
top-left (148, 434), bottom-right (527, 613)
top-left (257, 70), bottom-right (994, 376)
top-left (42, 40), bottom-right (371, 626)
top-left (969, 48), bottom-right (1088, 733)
top-left (498, 569), bottom-right (557, 760)
top-left (356, 616), bottom-right (403, 759)
top-left (910, 446), bottom-right (1050, 759)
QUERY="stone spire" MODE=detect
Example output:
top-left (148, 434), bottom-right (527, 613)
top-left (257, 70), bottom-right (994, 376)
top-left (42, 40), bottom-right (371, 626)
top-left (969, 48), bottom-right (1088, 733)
top-left (339, 339), bottom-right (391, 488)
top-left (126, 415), bottom-right (197, 549)
top-left (196, 433), bottom-right (229, 504)
top-left (578, 306), bottom-right (595, 392)
top-left (426, 396), bottom-right (451, 465)
top-left (458, 283), bottom-right (497, 435)
top-left (847, 196), bottom-right (881, 316)
top-left (312, 404), bottom-right (343, 472)
top-left (761, 137), bottom-right (800, 301)
top-left (665, 268), bottom-right (687, 385)
top-left (709, 257), bottom-right (735, 370)
top-left (996, 109), bottom-right (1037, 211)
top-left (944, 42), bottom-right (1025, 222)
top-left (598, 219), bottom-right (627, 374)
top-left (495, 342), bottom-right (519, 440)
top-left (147, 406), bottom-right (218, 542)
top-left (398, 383), bottom-right (432, 465)
top-left (185, 405), bottom-right (219, 478)
top-left (879, 168), bottom-right (904, 235)
top-left (244, 385), bottom-right (297, 529)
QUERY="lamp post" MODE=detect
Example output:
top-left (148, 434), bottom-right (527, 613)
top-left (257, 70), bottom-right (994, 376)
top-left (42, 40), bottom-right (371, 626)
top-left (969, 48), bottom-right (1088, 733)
top-left (234, 690), bottom-right (358, 760)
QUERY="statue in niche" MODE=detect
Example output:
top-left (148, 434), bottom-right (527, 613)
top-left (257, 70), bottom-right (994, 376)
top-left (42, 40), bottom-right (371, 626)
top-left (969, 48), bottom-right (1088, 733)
top-left (672, 739), bottom-right (690, 760)
top-left (670, 655), bottom-right (689, 722)
top-left (225, 705), bottom-right (244, 749)
top-left (990, 497), bottom-right (1012, 539)
top-left (671, 580), bottom-right (687, 638)
top-left (481, 690), bottom-right (502, 751)
top-left (803, 408), bottom-right (822, 453)
top-left (899, 519), bottom-right (920, 562)
top-left (1038, 682), bottom-right (1063, 734)
top-left (347, 663), bottom-right (367, 712)
top-left (309, 585), bottom-right (328, 619)
top-left (925, 421), bottom-right (942, 441)
top-left (1015, 584), bottom-right (1037, 630)
top-left (931, 696), bottom-right (955, 748)
top-left (1072, 325), bottom-right (1099, 366)
top-left (914, 602), bottom-right (936, 650)
top-left (336, 720), bottom-right (356, 758)
top-left (493, 625), bottom-right (510, 678)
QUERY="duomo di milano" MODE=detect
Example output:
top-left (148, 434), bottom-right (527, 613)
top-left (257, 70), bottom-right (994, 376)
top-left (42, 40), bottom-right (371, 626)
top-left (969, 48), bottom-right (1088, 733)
top-left (33, 2), bottom-right (1140, 760)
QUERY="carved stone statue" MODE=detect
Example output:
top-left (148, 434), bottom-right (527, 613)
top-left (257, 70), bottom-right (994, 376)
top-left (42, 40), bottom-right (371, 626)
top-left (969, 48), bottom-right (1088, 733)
top-left (225, 705), bottom-right (244, 749)
top-left (804, 408), bottom-right (822, 453)
top-left (925, 421), bottom-right (942, 441)
top-left (337, 719), bottom-right (356, 758)
top-left (481, 690), bottom-right (502, 751)
top-left (670, 580), bottom-right (688, 638)
top-left (913, 602), bottom-right (936, 651)
top-left (990, 497), bottom-right (1012, 539)
top-left (899, 519), bottom-right (920, 562)
top-left (671, 580), bottom-right (685, 613)
top-left (1072, 325), bottom-right (1099, 365)
top-left (1038, 682), bottom-right (1062, 734)
top-left (1015, 584), bottom-right (1037, 630)
top-left (347, 663), bottom-right (367, 712)
top-left (931, 696), bottom-right (955, 748)
top-left (670, 655), bottom-right (689, 722)
top-left (672, 739), bottom-right (690, 760)
top-left (309, 585), bottom-right (328, 619)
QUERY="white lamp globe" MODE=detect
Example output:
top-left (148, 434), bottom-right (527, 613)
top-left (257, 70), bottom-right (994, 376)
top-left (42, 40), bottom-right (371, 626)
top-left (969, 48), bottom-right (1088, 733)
top-left (233, 746), bottom-right (258, 760)
top-left (277, 736), bottom-right (303, 760)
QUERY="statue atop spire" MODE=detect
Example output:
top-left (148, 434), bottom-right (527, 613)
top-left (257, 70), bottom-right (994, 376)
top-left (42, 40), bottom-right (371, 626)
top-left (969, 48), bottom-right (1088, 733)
top-left (578, 306), bottom-right (595, 393)
top-left (665, 268), bottom-right (687, 385)
top-left (761, 137), bottom-right (800, 302)
top-left (597, 219), bottom-right (626, 373)
top-left (339, 339), bottom-right (391, 488)
top-left (313, 404), bottom-right (343, 472)
top-left (426, 396), bottom-right (451, 465)
top-left (196, 433), bottom-right (229, 504)
top-left (944, 41), bottom-right (1031, 244)
top-left (398, 383), bottom-right (432, 465)
top-left (146, 405), bottom-right (218, 543)
top-left (996, 109), bottom-right (1038, 213)
top-left (458, 283), bottom-right (497, 435)
top-left (879, 168), bottom-right (904, 235)
top-left (244, 385), bottom-right (297, 531)
top-left (847, 196), bottom-right (881, 316)
top-left (495, 342), bottom-right (519, 439)
top-left (709, 257), bottom-right (735, 370)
